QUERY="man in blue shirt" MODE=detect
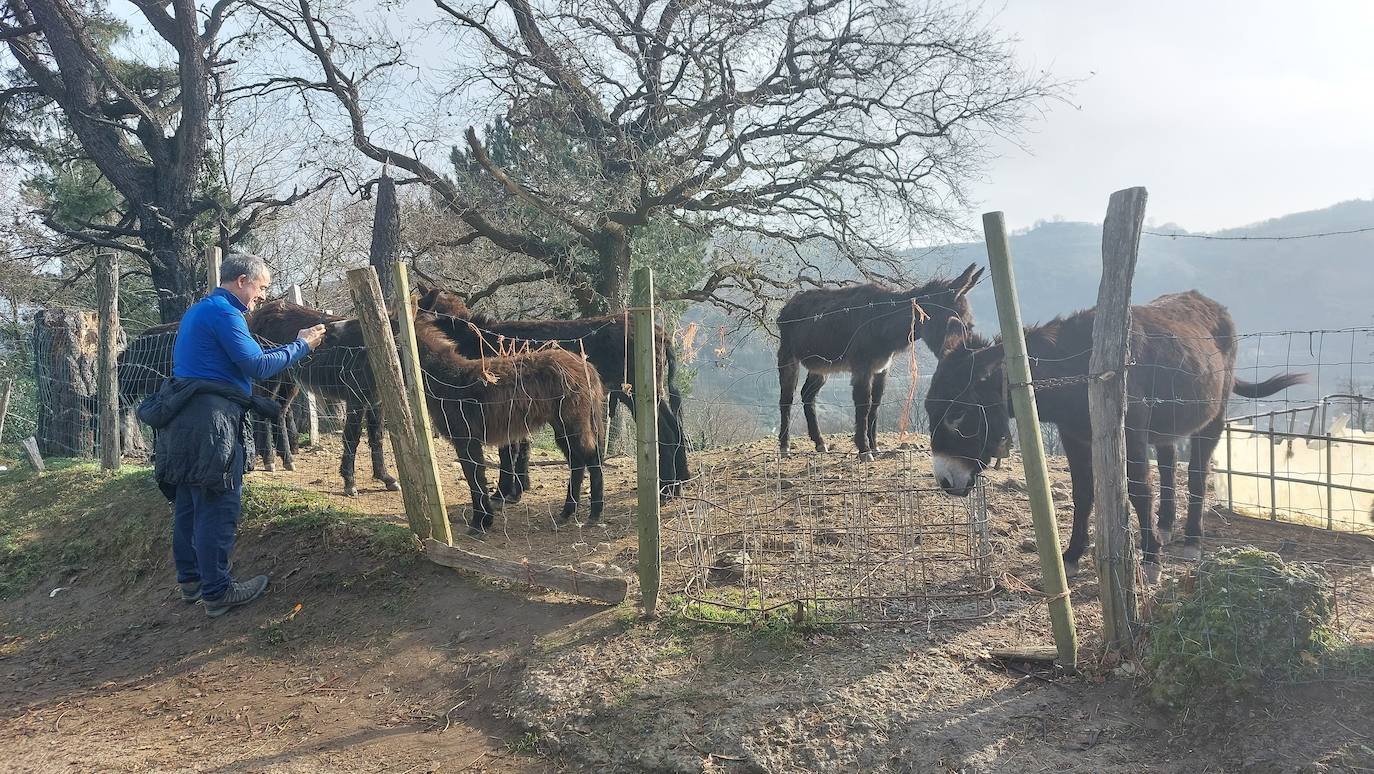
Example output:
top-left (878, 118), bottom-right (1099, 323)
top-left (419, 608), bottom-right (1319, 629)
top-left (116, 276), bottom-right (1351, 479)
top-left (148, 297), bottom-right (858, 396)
top-left (168, 252), bottom-right (325, 617)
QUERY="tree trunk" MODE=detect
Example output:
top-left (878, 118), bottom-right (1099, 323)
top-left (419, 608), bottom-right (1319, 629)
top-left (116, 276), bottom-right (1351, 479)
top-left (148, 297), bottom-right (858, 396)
top-left (32, 309), bottom-right (100, 457)
top-left (145, 226), bottom-right (202, 323)
top-left (370, 175), bottom-right (400, 301)
top-left (596, 228), bottom-right (633, 455)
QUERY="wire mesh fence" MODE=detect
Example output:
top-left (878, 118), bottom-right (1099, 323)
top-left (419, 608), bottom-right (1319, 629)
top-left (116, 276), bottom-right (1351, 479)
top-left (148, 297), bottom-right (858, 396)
top-left (663, 449), bottom-right (996, 625)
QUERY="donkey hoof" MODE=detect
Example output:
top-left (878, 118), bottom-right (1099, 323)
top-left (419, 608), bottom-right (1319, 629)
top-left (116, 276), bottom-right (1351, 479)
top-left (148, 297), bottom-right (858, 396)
top-left (283, 461), bottom-right (295, 472)
top-left (1063, 558), bottom-right (1080, 578)
top-left (859, 451), bottom-right (875, 463)
top-left (384, 481), bottom-right (401, 492)
top-left (815, 443), bottom-right (829, 453)
top-left (263, 462), bottom-right (276, 472)
top-left (343, 486), bottom-right (357, 497)
top-left (1176, 543), bottom-right (1202, 562)
top-left (1158, 529), bottom-right (1173, 545)
top-left (584, 514), bottom-right (602, 527)
top-left (1142, 562), bottom-right (1162, 586)
top-left (466, 525), bottom-right (487, 538)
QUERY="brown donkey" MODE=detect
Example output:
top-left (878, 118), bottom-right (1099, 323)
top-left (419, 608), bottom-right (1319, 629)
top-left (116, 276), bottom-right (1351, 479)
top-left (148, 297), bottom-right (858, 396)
top-left (411, 308), bottom-right (606, 536)
top-left (777, 264), bottom-right (984, 460)
top-left (924, 290), bottom-right (1306, 580)
top-left (414, 287), bottom-right (688, 501)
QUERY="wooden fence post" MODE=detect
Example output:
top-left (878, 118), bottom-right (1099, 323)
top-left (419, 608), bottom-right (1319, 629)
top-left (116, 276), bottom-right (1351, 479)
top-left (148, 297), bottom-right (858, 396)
top-left (21, 436), bottom-right (44, 472)
top-left (289, 284), bottom-right (320, 447)
top-left (205, 246), bottom-right (221, 295)
top-left (983, 211), bottom-right (1079, 672)
top-left (347, 266), bottom-right (452, 544)
top-left (96, 251), bottom-right (121, 471)
top-left (1092, 187), bottom-right (1147, 652)
top-left (390, 262), bottom-right (452, 545)
top-left (0, 378), bottom-right (12, 446)
top-left (631, 267), bottom-right (661, 616)
top-left (370, 172), bottom-right (399, 300)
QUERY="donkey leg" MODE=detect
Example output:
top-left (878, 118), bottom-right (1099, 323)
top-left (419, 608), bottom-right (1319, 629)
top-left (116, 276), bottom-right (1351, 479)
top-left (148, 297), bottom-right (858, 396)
top-left (800, 372), bottom-right (829, 453)
top-left (778, 356), bottom-right (800, 455)
top-left (366, 404), bottom-right (400, 491)
top-left (340, 403), bottom-right (364, 496)
top-left (455, 439), bottom-right (493, 537)
top-left (587, 454), bottom-right (605, 525)
top-left (253, 414), bottom-right (275, 472)
top-left (656, 400), bottom-right (682, 499)
top-left (868, 369), bottom-right (888, 454)
top-left (516, 439), bottom-right (532, 495)
top-left (560, 464), bottom-right (586, 525)
top-left (1127, 431), bottom-right (1162, 574)
top-left (851, 371), bottom-right (875, 462)
top-left (1060, 434), bottom-right (1094, 577)
top-left (1155, 443), bottom-right (1178, 544)
top-left (496, 444), bottom-right (520, 503)
top-left (1181, 415), bottom-right (1225, 562)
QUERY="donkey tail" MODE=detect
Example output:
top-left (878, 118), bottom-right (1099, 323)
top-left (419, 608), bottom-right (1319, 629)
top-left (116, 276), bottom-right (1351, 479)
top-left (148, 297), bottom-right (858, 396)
top-left (1233, 373), bottom-right (1308, 398)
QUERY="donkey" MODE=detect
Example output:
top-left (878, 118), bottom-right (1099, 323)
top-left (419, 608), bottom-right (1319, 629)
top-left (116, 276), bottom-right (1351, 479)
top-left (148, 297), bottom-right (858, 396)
top-left (414, 287), bottom-right (689, 501)
top-left (924, 290), bottom-right (1307, 580)
top-left (249, 300), bottom-right (399, 496)
top-left (776, 263), bottom-right (984, 460)
top-left (118, 321), bottom-right (298, 469)
top-left (411, 307), bottom-right (606, 536)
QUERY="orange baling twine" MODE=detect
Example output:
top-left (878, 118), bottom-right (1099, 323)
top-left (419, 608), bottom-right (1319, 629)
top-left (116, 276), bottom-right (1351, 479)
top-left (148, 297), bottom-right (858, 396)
top-left (897, 299), bottom-right (929, 438)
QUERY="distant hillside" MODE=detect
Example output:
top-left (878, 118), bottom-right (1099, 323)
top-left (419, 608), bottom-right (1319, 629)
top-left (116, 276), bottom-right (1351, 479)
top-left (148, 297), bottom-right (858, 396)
top-left (679, 199), bottom-right (1374, 446)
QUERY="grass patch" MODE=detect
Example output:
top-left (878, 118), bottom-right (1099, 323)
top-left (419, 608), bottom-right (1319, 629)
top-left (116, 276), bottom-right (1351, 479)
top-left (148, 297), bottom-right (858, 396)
top-left (0, 458), bottom-right (418, 600)
top-left (659, 591), bottom-right (831, 647)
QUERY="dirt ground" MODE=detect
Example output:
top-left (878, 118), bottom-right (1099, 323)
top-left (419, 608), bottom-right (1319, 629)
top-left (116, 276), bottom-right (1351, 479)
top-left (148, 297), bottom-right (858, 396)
top-left (2, 433), bottom-right (1372, 773)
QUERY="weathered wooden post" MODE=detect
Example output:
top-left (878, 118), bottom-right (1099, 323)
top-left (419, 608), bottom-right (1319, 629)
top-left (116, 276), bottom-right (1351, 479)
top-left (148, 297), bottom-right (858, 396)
top-left (21, 436), bottom-right (45, 472)
top-left (347, 266), bottom-right (452, 544)
top-left (205, 246), bottom-right (221, 295)
top-left (0, 378), bottom-right (13, 446)
top-left (1092, 186), bottom-right (1147, 652)
top-left (31, 309), bottom-right (98, 456)
top-left (631, 267), bottom-right (662, 616)
top-left (389, 262), bottom-right (452, 545)
top-left (983, 211), bottom-right (1079, 671)
top-left (289, 284), bottom-right (320, 447)
top-left (96, 251), bottom-right (121, 470)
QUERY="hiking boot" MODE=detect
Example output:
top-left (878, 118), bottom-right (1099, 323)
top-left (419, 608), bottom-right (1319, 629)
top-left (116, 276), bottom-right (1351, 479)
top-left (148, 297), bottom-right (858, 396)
top-left (176, 561), bottom-right (231, 604)
top-left (203, 575), bottom-right (269, 618)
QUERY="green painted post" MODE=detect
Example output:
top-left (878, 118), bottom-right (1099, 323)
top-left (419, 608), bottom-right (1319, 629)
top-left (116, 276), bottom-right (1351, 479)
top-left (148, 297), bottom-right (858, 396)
top-left (983, 211), bottom-right (1079, 672)
top-left (631, 267), bottom-right (661, 616)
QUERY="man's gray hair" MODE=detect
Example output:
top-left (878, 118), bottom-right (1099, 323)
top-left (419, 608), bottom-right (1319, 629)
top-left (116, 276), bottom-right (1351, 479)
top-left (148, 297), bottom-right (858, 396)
top-left (220, 252), bottom-right (269, 284)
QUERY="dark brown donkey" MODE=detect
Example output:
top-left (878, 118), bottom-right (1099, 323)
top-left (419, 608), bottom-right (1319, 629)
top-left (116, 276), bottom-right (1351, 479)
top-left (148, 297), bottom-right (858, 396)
top-left (414, 288), bottom-right (689, 500)
top-left (777, 264), bottom-right (984, 460)
top-left (249, 301), bottom-right (400, 496)
top-left (924, 290), bottom-right (1306, 579)
top-left (411, 307), bottom-right (606, 536)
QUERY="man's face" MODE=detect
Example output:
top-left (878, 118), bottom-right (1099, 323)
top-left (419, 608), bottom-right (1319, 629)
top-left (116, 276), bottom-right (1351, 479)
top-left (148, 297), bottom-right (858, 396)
top-left (227, 271), bottom-right (271, 312)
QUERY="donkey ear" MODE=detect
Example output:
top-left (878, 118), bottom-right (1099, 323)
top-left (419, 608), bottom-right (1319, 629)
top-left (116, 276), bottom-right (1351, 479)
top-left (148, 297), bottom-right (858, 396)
top-left (954, 264), bottom-right (984, 299)
top-left (940, 317), bottom-right (968, 358)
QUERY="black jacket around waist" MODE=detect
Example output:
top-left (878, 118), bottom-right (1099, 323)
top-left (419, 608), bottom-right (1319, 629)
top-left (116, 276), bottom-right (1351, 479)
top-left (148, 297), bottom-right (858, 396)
top-left (137, 378), bottom-right (281, 499)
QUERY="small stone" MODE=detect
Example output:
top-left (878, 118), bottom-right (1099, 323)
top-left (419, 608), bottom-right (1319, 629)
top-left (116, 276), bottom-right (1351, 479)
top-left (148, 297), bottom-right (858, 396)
top-left (1019, 539), bottom-right (1037, 553)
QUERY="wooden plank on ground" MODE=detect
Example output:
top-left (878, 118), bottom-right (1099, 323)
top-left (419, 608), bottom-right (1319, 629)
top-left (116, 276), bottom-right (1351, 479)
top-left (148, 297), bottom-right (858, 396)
top-left (425, 538), bottom-right (627, 605)
top-left (988, 646), bottom-right (1060, 663)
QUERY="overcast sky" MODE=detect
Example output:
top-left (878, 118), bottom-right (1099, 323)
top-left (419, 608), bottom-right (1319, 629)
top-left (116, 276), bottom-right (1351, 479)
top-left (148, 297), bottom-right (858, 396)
top-left (967, 0), bottom-right (1374, 233)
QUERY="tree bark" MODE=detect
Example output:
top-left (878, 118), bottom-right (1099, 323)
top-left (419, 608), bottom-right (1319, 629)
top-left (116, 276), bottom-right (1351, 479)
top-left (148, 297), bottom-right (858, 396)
top-left (145, 226), bottom-right (201, 322)
top-left (369, 174), bottom-right (401, 301)
top-left (32, 308), bottom-right (99, 457)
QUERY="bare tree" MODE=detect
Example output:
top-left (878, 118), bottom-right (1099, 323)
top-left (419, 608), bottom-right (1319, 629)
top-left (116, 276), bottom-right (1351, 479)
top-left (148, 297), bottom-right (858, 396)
top-left (252, 0), bottom-right (1063, 316)
top-left (0, 0), bottom-right (335, 322)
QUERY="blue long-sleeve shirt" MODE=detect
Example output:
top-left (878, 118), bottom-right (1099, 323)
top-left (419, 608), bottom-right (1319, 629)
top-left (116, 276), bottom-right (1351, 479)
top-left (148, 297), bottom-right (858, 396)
top-left (172, 288), bottom-right (310, 397)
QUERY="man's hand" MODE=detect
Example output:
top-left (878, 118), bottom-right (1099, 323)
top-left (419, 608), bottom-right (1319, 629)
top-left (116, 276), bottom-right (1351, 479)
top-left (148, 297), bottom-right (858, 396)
top-left (297, 324), bottom-right (327, 351)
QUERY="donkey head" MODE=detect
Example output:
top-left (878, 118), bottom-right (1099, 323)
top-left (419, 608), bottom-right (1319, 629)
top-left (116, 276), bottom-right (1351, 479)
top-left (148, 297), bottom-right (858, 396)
top-left (924, 317), bottom-right (1011, 496)
top-left (908, 263), bottom-right (984, 357)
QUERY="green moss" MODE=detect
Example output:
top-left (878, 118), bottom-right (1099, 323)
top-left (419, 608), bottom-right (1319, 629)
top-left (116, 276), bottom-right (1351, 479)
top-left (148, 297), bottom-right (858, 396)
top-left (1147, 546), bottom-right (1340, 709)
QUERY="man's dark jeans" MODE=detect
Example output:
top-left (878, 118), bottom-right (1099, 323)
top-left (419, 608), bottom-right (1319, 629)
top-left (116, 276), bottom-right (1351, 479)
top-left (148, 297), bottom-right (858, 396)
top-left (172, 464), bottom-right (244, 601)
